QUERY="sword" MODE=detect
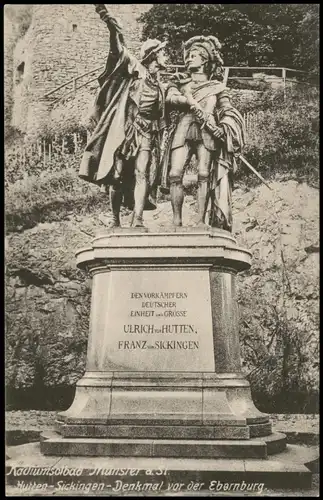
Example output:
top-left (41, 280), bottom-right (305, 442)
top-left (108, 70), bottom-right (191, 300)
top-left (235, 154), bottom-right (273, 191)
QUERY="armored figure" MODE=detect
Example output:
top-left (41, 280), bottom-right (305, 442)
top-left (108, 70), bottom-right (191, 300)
top-left (79, 5), bottom-right (187, 228)
top-left (165, 36), bottom-right (245, 231)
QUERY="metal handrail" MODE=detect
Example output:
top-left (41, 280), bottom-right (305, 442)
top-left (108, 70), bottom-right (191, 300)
top-left (44, 65), bottom-right (104, 98)
top-left (51, 75), bottom-right (101, 105)
top-left (44, 64), bottom-right (311, 103)
top-left (225, 66), bottom-right (307, 73)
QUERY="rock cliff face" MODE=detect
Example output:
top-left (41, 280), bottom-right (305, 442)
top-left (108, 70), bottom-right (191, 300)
top-left (5, 180), bottom-right (319, 412)
top-left (233, 181), bottom-right (319, 411)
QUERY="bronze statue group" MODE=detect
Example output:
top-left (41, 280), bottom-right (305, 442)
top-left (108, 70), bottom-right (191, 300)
top-left (79, 5), bottom-right (245, 232)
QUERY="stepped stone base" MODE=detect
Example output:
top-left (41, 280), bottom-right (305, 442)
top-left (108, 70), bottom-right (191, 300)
top-left (40, 430), bottom-right (286, 459)
top-left (48, 371), bottom-right (278, 459)
top-left (7, 442), bottom-right (316, 492)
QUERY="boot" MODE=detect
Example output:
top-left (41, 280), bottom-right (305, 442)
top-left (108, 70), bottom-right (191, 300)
top-left (170, 177), bottom-right (184, 227)
top-left (132, 171), bottom-right (148, 227)
top-left (144, 186), bottom-right (157, 210)
top-left (131, 214), bottom-right (145, 228)
top-left (109, 183), bottom-right (122, 227)
top-left (196, 175), bottom-right (210, 227)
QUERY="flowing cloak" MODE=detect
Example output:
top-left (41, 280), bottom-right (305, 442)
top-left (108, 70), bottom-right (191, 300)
top-left (209, 105), bottom-right (245, 231)
top-left (78, 46), bottom-right (167, 209)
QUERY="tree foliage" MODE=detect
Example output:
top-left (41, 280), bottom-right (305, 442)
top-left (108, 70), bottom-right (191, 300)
top-left (139, 4), bottom-right (319, 73)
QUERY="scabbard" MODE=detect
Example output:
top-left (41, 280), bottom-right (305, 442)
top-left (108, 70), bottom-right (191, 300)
top-left (159, 128), bottom-right (174, 194)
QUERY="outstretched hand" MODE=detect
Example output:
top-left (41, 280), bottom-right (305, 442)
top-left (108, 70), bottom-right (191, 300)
top-left (94, 4), bottom-right (123, 34)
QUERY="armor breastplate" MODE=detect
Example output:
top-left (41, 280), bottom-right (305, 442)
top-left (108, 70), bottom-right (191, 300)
top-left (199, 94), bottom-right (217, 112)
top-left (169, 78), bottom-right (227, 151)
top-left (171, 83), bottom-right (219, 151)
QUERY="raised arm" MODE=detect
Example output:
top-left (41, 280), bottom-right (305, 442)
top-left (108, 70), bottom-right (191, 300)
top-left (94, 4), bottom-right (124, 56)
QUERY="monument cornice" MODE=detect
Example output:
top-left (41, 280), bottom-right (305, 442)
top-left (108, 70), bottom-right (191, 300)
top-left (75, 230), bottom-right (252, 273)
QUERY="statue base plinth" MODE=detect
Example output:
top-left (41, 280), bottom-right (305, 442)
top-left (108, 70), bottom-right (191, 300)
top-left (41, 229), bottom-right (285, 458)
top-left (41, 431), bottom-right (286, 459)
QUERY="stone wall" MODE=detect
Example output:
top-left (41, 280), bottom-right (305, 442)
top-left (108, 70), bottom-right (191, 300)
top-left (11, 27), bottom-right (35, 135)
top-left (7, 4), bottom-right (152, 139)
top-left (4, 17), bottom-right (16, 133)
top-left (4, 6), bottom-right (33, 138)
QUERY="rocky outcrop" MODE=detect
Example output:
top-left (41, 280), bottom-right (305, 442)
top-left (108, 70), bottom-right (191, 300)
top-left (6, 219), bottom-right (93, 390)
top-left (233, 180), bottom-right (319, 411)
top-left (5, 180), bottom-right (319, 412)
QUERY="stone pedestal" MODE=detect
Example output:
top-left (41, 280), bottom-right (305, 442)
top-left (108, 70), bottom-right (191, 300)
top-left (41, 228), bottom-right (286, 457)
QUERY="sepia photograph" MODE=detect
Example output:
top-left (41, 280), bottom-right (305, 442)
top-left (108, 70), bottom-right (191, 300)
top-left (5, 3), bottom-right (319, 497)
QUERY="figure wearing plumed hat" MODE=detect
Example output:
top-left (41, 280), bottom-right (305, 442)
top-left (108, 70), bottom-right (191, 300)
top-left (183, 35), bottom-right (225, 78)
top-left (162, 35), bottom-right (245, 231)
top-left (79, 5), bottom-right (188, 228)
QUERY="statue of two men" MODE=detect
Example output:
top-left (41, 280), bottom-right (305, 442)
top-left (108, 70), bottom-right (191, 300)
top-left (79, 5), bottom-right (245, 232)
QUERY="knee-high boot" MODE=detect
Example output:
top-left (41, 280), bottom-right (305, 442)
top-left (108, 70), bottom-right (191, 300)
top-left (196, 174), bottom-right (210, 226)
top-left (109, 182), bottom-right (122, 227)
top-left (170, 177), bottom-right (184, 227)
top-left (132, 171), bottom-right (148, 227)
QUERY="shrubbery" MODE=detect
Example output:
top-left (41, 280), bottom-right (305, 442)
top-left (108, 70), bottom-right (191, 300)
top-left (234, 88), bottom-right (319, 188)
top-left (5, 167), bottom-right (105, 233)
top-left (5, 133), bottom-right (88, 186)
top-left (232, 177), bottom-right (319, 412)
top-left (6, 144), bottom-right (78, 187)
top-left (239, 276), bottom-right (319, 412)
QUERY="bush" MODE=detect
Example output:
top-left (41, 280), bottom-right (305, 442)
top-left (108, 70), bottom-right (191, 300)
top-left (139, 5), bottom-right (318, 71)
top-left (48, 87), bottom-right (98, 138)
top-left (239, 292), bottom-right (319, 412)
top-left (235, 88), bottom-right (319, 187)
top-left (233, 178), bottom-right (319, 413)
top-left (5, 168), bottom-right (106, 233)
top-left (5, 142), bottom-right (84, 186)
top-left (232, 85), bottom-right (319, 113)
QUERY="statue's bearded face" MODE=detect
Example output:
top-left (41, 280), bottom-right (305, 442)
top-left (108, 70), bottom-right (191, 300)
top-left (155, 48), bottom-right (168, 69)
top-left (185, 48), bottom-right (208, 72)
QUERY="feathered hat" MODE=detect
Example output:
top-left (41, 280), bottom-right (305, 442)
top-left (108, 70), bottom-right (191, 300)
top-left (183, 35), bottom-right (224, 74)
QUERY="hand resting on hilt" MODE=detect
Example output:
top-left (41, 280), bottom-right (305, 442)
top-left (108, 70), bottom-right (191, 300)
top-left (183, 89), bottom-right (225, 140)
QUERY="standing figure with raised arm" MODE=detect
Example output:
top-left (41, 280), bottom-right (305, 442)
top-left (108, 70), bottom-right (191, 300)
top-left (79, 4), bottom-right (176, 228)
top-left (164, 36), bottom-right (245, 231)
